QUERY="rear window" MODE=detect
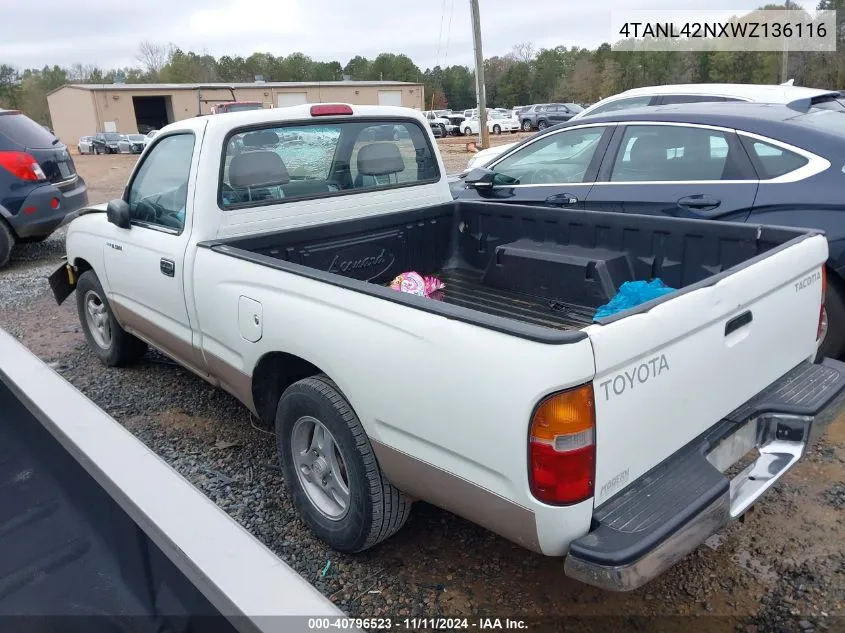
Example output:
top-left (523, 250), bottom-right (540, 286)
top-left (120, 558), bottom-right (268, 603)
top-left (220, 120), bottom-right (439, 209)
top-left (0, 112), bottom-right (57, 149)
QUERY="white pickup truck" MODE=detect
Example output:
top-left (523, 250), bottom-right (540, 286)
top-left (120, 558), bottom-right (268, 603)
top-left (50, 103), bottom-right (845, 591)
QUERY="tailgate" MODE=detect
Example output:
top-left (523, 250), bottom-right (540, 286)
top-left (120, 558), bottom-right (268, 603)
top-left (586, 233), bottom-right (828, 506)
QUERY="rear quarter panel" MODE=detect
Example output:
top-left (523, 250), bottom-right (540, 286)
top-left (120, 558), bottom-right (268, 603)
top-left (192, 247), bottom-right (597, 554)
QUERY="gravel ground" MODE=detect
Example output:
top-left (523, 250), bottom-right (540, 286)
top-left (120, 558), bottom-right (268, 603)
top-left (1, 152), bottom-right (844, 633)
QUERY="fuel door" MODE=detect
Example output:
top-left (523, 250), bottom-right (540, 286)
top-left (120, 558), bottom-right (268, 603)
top-left (238, 296), bottom-right (263, 343)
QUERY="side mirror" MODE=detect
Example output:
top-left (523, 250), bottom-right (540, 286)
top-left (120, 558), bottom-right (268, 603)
top-left (463, 167), bottom-right (496, 188)
top-left (106, 199), bottom-right (131, 229)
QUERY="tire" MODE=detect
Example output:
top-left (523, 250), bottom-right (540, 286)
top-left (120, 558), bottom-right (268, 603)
top-left (93, 146), bottom-right (99, 155)
top-left (537, 120), bottom-right (548, 130)
top-left (276, 375), bottom-right (412, 553)
top-left (439, 124), bottom-right (447, 137)
top-left (818, 272), bottom-right (845, 360)
top-left (493, 124), bottom-right (501, 135)
top-left (0, 220), bottom-right (14, 269)
top-left (76, 270), bottom-right (147, 367)
top-left (464, 127), bottom-right (472, 136)
top-left (522, 120), bottom-right (533, 132)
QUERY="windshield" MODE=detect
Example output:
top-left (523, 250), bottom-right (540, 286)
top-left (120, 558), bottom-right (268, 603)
top-left (795, 108), bottom-right (845, 132)
top-left (129, 135), bottom-right (145, 141)
top-left (564, 103), bottom-right (583, 112)
top-left (104, 133), bottom-right (121, 141)
top-left (490, 112), bottom-right (508, 119)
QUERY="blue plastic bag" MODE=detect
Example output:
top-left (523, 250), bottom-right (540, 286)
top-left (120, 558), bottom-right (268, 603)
top-left (593, 279), bottom-right (676, 321)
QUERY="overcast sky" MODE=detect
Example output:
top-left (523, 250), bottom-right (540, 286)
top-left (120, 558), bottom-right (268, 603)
top-left (0, 0), bottom-right (821, 71)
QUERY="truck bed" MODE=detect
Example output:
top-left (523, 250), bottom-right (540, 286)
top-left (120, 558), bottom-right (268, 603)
top-left (0, 379), bottom-right (228, 632)
top-left (206, 200), bottom-right (813, 343)
top-left (0, 329), bottom-right (345, 632)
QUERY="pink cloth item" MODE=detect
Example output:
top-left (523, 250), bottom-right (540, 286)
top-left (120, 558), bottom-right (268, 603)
top-left (390, 272), bottom-right (445, 298)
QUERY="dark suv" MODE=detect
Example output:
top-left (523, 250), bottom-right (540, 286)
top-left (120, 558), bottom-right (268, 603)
top-left (520, 103), bottom-right (582, 131)
top-left (0, 110), bottom-right (88, 268)
top-left (91, 132), bottom-right (123, 154)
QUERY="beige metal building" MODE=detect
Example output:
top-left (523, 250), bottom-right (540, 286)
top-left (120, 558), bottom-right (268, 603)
top-left (47, 81), bottom-right (425, 146)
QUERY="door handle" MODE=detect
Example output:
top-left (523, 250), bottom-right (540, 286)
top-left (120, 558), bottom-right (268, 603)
top-left (545, 193), bottom-right (579, 207)
top-left (160, 258), bottom-right (175, 277)
top-left (725, 310), bottom-right (753, 336)
top-left (677, 194), bottom-right (721, 210)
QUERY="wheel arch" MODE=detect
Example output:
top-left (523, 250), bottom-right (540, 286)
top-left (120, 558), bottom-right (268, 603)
top-left (251, 351), bottom-right (356, 427)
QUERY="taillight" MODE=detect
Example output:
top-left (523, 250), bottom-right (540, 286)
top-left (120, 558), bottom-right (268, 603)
top-left (528, 384), bottom-right (595, 505)
top-left (310, 104), bottom-right (353, 116)
top-left (0, 151), bottom-right (46, 181)
top-left (818, 266), bottom-right (828, 342)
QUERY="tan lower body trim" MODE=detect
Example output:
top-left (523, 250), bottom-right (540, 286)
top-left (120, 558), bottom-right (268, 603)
top-left (371, 440), bottom-right (542, 553)
top-left (111, 300), bottom-right (256, 414)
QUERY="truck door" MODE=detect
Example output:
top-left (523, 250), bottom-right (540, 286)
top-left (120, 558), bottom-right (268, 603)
top-left (101, 132), bottom-right (207, 375)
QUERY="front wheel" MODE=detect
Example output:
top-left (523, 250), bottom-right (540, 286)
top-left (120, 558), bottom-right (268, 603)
top-left (276, 375), bottom-right (411, 553)
top-left (463, 127), bottom-right (473, 136)
top-left (493, 124), bottom-right (501, 135)
top-left (76, 270), bottom-right (147, 366)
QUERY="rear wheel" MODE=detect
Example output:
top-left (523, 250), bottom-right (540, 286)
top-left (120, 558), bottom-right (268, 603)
top-left (818, 273), bottom-right (845, 360)
top-left (76, 271), bottom-right (147, 366)
top-left (0, 220), bottom-right (14, 269)
top-left (276, 375), bottom-right (411, 552)
top-left (522, 120), bottom-right (533, 132)
top-left (537, 120), bottom-right (548, 130)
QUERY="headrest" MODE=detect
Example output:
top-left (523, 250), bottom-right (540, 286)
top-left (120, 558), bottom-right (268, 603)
top-left (357, 142), bottom-right (405, 176)
top-left (228, 151), bottom-right (290, 188)
top-left (629, 134), bottom-right (671, 164)
top-left (242, 130), bottom-right (279, 147)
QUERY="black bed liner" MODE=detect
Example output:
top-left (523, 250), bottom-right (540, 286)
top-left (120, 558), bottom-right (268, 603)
top-left (203, 200), bottom-right (815, 344)
top-left (0, 380), bottom-right (236, 633)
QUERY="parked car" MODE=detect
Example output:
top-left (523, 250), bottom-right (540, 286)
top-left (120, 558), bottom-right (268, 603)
top-left (117, 135), bottom-right (132, 154)
top-left (125, 134), bottom-right (147, 154)
top-left (452, 101), bottom-right (845, 359)
top-left (520, 103), bottom-right (582, 131)
top-left (77, 135), bottom-right (94, 155)
top-left (49, 103), bottom-right (843, 592)
top-left (465, 83), bottom-right (845, 171)
top-left (423, 110), bottom-right (457, 136)
top-left (462, 111), bottom-right (520, 135)
top-left (571, 83), bottom-right (843, 120)
top-left (91, 132), bottom-right (123, 154)
top-left (0, 108), bottom-right (88, 268)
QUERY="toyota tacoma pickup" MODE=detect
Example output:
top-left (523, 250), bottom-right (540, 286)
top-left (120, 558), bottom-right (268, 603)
top-left (0, 327), bottom-right (345, 631)
top-left (50, 103), bottom-right (845, 591)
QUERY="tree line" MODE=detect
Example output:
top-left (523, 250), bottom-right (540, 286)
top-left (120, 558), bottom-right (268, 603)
top-left (2, 0), bottom-right (845, 126)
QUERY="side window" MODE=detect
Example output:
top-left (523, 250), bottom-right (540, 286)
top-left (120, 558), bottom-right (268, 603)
top-left (220, 120), bottom-right (438, 208)
top-left (587, 96), bottom-right (653, 116)
top-left (491, 126), bottom-right (607, 185)
top-left (743, 137), bottom-right (809, 179)
top-left (611, 125), bottom-right (737, 182)
top-left (127, 133), bottom-right (195, 232)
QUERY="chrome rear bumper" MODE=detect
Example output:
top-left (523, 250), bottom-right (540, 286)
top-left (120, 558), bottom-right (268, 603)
top-left (564, 358), bottom-right (845, 592)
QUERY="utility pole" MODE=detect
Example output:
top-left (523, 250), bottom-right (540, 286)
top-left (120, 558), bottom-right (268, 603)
top-left (781, 0), bottom-right (790, 83)
top-left (470, 0), bottom-right (490, 149)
